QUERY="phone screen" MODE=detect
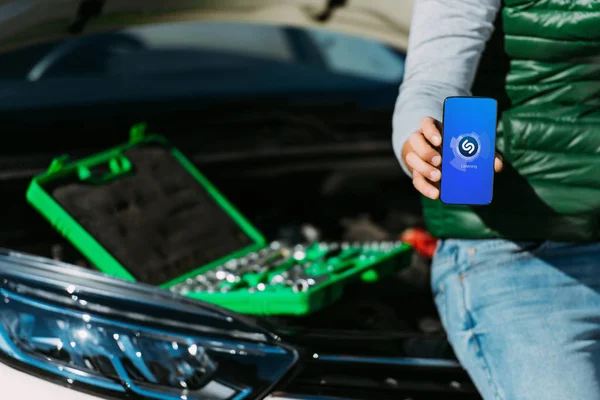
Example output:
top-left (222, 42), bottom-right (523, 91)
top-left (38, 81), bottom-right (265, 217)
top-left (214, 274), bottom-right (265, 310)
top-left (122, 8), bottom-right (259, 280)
top-left (440, 97), bottom-right (497, 205)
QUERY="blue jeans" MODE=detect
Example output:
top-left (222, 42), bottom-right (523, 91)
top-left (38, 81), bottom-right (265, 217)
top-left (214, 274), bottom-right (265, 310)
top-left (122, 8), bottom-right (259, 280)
top-left (432, 239), bottom-right (600, 400)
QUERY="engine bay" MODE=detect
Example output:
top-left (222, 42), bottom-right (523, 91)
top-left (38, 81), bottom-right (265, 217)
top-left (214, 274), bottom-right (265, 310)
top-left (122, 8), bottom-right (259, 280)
top-left (15, 150), bottom-right (447, 335)
top-left (0, 124), bottom-right (478, 398)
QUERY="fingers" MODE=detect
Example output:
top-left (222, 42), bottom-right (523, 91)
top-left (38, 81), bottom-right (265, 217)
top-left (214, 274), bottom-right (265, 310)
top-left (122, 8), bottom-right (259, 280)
top-left (420, 117), bottom-right (442, 147)
top-left (403, 117), bottom-right (442, 200)
top-left (413, 170), bottom-right (439, 200)
top-left (406, 151), bottom-right (441, 182)
top-left (403, 116), bottom-right (502, 202)
top-left (407, 131), bottom-right (441, 167)
top-left (494, 153), bottom-right (503, 172)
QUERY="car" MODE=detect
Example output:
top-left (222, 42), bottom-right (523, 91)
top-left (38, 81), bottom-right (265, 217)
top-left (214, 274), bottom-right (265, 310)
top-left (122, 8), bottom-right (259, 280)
top-left (0, 1), bottom-right (481, 399)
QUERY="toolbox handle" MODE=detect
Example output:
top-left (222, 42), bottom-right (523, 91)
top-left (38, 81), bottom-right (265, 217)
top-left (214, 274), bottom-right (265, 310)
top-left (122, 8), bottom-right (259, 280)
top-left (77, 154), bottom-right (133, 183)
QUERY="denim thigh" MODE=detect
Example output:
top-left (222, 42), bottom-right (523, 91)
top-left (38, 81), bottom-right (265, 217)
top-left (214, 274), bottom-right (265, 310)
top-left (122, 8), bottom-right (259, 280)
top-left (431, 239), bottom-right (600, 400)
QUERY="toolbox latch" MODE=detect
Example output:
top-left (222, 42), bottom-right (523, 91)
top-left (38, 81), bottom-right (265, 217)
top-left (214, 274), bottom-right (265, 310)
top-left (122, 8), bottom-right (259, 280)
top-left (77, 154), bottom-right (133, 183)
top-left (46, 155), bottom-right (69, 174)
top-left (129, 122), bottom-right (147, 144)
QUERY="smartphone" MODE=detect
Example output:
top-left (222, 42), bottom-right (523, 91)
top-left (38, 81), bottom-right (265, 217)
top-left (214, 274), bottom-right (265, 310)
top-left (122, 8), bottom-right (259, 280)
top-left (440, 96), bottom-right (497, 205)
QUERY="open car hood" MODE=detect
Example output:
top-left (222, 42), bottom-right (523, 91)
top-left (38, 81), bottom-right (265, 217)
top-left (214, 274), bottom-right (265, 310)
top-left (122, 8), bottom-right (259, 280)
top-left (0, 0), bottom-right (412, 53)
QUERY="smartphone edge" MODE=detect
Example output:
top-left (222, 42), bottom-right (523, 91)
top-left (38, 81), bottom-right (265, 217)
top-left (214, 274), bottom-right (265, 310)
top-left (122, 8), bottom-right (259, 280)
top-left (439, 96), bottom-right (498, 206)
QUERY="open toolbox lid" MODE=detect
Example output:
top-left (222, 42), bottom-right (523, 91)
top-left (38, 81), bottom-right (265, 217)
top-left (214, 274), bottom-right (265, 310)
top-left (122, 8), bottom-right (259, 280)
top-left (26, 123), bottom-right (267, 288)
top-left (27, 123), bottom-right (412, 316)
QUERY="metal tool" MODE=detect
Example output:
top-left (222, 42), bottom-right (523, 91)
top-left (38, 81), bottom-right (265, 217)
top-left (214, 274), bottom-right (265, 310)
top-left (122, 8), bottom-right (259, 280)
top-left (224, 259), bottom-right (238, 271)
top-left (180, 286), bottom-right (190, 295)
top-left (292, 279), bottom-right (310, 293)
top-left (193, 283), bottom-right (211, 293)
top-left (270, 274), bottom-right (285, 285)
top-left (215, 270), bottom-right (228, 280)
top-left (173, 240), bottom-right (405, 298)
top-left (320, 243), bottom-right (343, 259)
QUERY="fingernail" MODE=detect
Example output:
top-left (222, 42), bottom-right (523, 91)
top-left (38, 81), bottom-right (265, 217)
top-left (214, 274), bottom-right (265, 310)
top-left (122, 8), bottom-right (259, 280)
top-left (430, 170), bottom-right (440, 180)
top-left (432, 135), bottom-right (441, 145)
top-left (432, 155), bottom-right (441, 165)
top-left (429, 188), bottom-right (439, 198)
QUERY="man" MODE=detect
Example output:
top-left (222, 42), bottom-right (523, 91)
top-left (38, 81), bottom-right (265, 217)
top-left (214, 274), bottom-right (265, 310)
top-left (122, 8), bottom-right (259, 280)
top-left (393, 0), bottom-right (600, 399)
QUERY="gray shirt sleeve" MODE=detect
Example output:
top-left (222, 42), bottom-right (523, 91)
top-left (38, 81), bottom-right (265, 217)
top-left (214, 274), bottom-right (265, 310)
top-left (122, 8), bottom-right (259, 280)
top-left (392, 0), bottom-right (501, 176)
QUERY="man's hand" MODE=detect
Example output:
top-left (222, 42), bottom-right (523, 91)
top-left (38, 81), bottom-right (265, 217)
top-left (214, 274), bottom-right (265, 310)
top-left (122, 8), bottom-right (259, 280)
top-left (402, 117), bottom-right (503, 200)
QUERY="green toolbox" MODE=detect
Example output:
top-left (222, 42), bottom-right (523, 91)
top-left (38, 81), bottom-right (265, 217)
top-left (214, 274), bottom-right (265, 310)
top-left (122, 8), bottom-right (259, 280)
top-left (26, 124), bottom-right (411, 315)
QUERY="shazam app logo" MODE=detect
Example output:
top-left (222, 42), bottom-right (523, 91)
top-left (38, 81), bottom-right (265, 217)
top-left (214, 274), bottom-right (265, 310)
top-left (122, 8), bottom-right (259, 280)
top-left (458, 136), bottom-right (479, 158)
top-left (449, 132), bottom-right (487, 172)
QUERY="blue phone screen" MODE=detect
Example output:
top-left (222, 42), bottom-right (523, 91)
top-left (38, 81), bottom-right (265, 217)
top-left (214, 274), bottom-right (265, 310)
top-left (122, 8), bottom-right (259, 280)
top-left (440, 97), bottom-right (497, 205)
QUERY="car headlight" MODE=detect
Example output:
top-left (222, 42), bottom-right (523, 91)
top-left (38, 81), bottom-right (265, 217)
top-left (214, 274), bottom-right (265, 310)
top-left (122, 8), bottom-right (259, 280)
top-left (0, 249), bottom-right (298, 399)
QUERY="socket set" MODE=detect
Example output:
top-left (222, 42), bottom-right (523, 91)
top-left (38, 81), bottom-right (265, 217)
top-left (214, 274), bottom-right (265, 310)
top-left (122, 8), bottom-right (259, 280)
top-left (171, 240), bottom-right (411, 316)
top-left (27, 127), bottom-right (411, 316)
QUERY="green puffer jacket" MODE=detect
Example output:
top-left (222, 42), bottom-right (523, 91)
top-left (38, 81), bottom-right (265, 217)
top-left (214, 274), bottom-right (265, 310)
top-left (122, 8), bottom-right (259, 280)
top-left (422, 0), bottom-right (600, 241)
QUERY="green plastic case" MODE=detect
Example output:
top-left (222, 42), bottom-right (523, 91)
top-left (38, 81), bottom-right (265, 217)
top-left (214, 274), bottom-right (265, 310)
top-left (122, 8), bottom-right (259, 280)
top-left (184, 241), bottom-right (412, 315)
top-left (26, 124), bottom-right (412, 315)
top-left (26, 123), bottom-right (266, 286)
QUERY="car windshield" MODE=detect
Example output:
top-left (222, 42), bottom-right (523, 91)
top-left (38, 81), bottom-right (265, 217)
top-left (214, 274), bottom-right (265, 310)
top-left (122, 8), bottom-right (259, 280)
top-left (0, 21), bottom-right (405, 85)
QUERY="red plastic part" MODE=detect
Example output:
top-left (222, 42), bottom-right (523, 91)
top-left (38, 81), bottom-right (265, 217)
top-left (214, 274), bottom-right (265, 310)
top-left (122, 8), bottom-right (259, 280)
top-left (400, 228), bottom-right (437, 258)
